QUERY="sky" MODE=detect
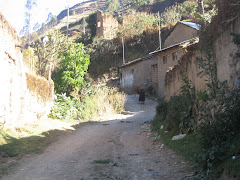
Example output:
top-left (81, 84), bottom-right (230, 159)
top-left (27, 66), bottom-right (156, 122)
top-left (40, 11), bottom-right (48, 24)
top-left (0, 0), bottom-right (85, 35)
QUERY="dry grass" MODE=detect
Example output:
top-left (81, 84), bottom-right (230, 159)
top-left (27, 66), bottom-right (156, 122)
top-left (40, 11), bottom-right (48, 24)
top-left (26, 72), bottom-right (54, 102)
top-left (0, 117), bottom-right (81, 176)
top-left (78, 80), bottom-right (127, 121)
top-left (0, 118), bottom-right (78, 146)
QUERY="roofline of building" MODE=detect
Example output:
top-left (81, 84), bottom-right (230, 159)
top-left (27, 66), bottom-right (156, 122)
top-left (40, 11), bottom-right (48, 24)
top-left (120, 53), bottom-right (157, 68)
top-left (120, 37), bottom-right (199, 68)
top-left (179, 21), bottom-right (201, 30)
top-left (163, 21), bottom-right (200, 43)
top-left (149, 37), bottom-right (199, 55)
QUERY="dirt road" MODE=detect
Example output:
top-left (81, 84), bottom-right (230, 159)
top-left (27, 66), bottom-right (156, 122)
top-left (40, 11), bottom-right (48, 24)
top-left (2, 95), bottom-right (194, 180)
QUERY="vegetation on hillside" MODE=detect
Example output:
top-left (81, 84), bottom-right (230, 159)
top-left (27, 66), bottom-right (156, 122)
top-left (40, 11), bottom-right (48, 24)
top-left (83, 0), bottom-right (217, 77)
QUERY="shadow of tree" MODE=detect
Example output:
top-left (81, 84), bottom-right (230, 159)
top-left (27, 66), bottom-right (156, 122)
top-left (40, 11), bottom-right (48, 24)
top-left (0, 121), bottom-right (96, 158)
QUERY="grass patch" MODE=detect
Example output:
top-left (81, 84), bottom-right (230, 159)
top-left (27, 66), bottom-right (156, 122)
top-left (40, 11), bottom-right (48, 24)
top-left (0, 130), bottom-right (62, 157)
top-left (0, 118), bottom-right (91, 177)
top-left (152, 121), bottom-right (240, 179)
top-left (0, 167), bottom-right (8, 175)
top-left (93, 159), bottom-right (113, 164)
top-left (152, 123), bottom-right (203, 164)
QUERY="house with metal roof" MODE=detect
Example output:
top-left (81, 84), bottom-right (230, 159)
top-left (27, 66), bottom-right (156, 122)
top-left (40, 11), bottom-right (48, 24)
top-left (119, 21), bottom-right (200, 96)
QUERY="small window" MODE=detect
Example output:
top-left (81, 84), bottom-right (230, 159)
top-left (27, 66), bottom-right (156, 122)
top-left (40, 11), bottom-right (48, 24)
top-left (97, 21), bottom-right (101, 28)
top-left (151, 64), bottom-right (157, 70)
top-left (132, 69), bottom-right (134, 74)
top-left (172, 52), bottom-right (177, 61)
top-left (163, 56), bottom-right (167, 64)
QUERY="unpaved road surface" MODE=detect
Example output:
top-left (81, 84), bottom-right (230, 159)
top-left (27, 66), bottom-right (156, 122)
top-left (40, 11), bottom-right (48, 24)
top-left (2, 95), bottom-right (194, 180)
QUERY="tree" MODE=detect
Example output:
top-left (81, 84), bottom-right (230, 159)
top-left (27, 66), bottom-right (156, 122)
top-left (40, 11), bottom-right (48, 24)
top-left (20, 0), bottom-right (37, 38)
top-left (23, 47), bottom-right (38, 72)
top-left (54, 43), bottom-right (90, 95)
top-left (198, 0), bottom-right (204, 14)
top-left (106, 0), bottom-right (119, 12)
top-left (87, 12), bottom-right (97, 38)
top-left (34, 30), bottom-right (68, 79)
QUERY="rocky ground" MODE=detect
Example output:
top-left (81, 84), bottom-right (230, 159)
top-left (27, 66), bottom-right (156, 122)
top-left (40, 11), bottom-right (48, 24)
top-left (1, 95), bottom-right (195, 180)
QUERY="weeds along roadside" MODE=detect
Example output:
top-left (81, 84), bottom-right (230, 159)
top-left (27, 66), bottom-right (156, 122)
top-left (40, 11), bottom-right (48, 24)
top-left (0, 76), bottom-right (126, 177)
top-left (151, 33), bottom-right (240, 179)
top-left (152, 90), bottom-right (240, 179)
top-left (49, 76), bottom-right (126, 122)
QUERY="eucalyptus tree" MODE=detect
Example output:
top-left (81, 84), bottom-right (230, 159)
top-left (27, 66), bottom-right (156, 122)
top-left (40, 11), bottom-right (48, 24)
top-left (34, 30), bottom-right (68, 80)
top-left (20, 0), bottom-right (37, 38)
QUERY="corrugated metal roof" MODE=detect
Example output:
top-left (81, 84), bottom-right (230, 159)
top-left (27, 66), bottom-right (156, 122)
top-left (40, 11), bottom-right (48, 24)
top-left (120, 53), bottom-right (156, 67)
top-left (121, 37), bottom-right (199, 68)
top-left (149, 37), bottom-right (199, 55)
top-left (179, 21), bottom-right (201, 30)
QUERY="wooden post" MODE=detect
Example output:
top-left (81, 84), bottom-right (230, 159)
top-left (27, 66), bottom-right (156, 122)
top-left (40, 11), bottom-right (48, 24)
top-left (67, 6), bottom-right (69, 39)
top-left (122, 36), bottom-right (125, 64)
top-left (158, 11), bottom-right (161, 50)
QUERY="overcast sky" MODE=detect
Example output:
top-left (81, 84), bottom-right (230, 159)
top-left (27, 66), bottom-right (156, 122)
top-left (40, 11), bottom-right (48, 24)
top-left (0, 0), bottom-right (84, 35)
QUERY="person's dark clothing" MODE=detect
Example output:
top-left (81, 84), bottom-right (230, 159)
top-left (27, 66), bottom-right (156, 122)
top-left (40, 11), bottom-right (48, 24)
top-left (139, 89), bottom-right (145, 102)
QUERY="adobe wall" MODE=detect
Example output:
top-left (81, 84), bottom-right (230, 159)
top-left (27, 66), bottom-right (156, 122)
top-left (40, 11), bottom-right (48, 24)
top-left (164, 23), bottom-right (198, 47)
top-left (164, 49), bottom-right (207, 101)
top-left (164, 16), bottom-right (240, 101)
top-left (0, 12), bottom-right (54, 129)
top-left (120, 56), bottom-right (157, 93)
top-left (213, 16), bottom-right (240, 89)
top-left (151, 64), bottom-right (158, 94)
top-left (157, 47), bottom-right (185, 98)
top-left (96, 10), bottom-right (119, 39)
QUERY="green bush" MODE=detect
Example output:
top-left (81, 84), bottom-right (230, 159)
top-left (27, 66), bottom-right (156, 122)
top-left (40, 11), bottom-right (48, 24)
top-left (160, 5), bottom-right (182, 26)
top-left (49, 94), bottom-right (82, 120)
top-left (54, 42), bottom-right (90, 96)
top-left (165, 95), bottom-right (192, 131)
top-left (199, 91), bottom-right (240, 169)
top-left (179, 1), bottom-right (198, 17)
top-left (152, 95), bottom-right (194, 133)
top-left (151, 99), bottom-right (167, 130)
top-left (49, 79), bottom-right (126, 122)
top-left (75, 32), bottom-right (92, 46)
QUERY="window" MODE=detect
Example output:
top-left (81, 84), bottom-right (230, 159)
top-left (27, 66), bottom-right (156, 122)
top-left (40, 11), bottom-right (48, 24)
top-left (97, 21), bottom-right (101, 28)
top-left (151, 64), bottom-right (157, 70)
top-left (132, 69), bottom-right (134, 74)
top-left (172, 52), bottom-right (177, 61)
top-left (163, 56), bottom-right (167, 64)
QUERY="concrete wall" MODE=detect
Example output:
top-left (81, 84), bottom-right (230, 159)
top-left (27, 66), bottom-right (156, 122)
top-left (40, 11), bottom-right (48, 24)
top-left (96, 10), bottom-right (119, 39)
top-left (157, 47), bottom-right (185, 97)
top-left (164, 23), bottom-right (199, 47)
top-left (0, 12), bottom-right (54, 129)
top-left (120, 56), bottom-right (158, 93)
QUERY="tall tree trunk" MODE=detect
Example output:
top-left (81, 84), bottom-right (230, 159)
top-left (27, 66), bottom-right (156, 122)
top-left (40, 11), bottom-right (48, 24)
top-left (198, 0), bottom-right (204, 14)
top-left (48, 55), bottom-right (53, 80)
